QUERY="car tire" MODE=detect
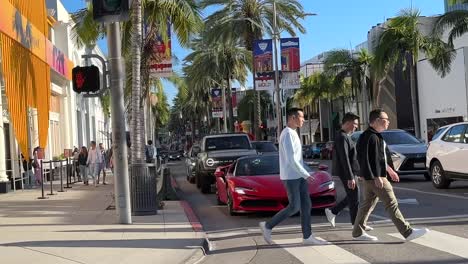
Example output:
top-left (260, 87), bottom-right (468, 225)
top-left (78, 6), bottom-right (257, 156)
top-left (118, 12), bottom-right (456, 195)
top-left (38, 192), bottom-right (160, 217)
top-left (431, 161), bottom-right (450, 189)
top-left (227, 192), bottom-right (238, 216)
top-left (195, 172), bottom-right (201, 189)
top-left (200, 176), bottom-right (211, 194)
top-left (423, 172), bottom-right (431, 181)
top-left (189, 174), bottom-right (196, 184)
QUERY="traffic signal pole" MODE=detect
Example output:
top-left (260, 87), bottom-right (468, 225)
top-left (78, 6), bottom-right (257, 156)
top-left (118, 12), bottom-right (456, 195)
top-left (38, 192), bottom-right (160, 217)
top-left (107, 22), bottom-right (132, 224)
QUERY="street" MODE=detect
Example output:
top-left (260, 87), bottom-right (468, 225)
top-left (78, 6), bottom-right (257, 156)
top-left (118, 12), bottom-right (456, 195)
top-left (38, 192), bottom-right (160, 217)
top-left (169, 160), bottom-right (468, 264)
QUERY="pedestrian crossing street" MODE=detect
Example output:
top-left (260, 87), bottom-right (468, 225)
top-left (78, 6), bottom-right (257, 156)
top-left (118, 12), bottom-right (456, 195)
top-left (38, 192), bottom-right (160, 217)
top-left (273, 228), bottom-right (468, 264)
top-left (205, 224), bottom-right (468, 264)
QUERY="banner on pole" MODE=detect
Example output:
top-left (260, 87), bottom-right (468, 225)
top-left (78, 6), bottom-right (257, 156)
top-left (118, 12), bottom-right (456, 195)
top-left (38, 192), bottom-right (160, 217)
top-left (211, 88), bottom-right (223, 118)
top-left (148, 25), bottom-right (172, 78)
top-left (280, 38), bottom-right (300, 89)
top-left (253, 39), bottom-right (275, 91)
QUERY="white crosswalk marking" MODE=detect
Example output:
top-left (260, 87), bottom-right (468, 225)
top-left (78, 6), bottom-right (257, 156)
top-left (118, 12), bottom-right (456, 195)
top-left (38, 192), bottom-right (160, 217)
top-left (274, 237), bottom-right (370, 264)
top-left (389, 230), bottom-right (468, 259)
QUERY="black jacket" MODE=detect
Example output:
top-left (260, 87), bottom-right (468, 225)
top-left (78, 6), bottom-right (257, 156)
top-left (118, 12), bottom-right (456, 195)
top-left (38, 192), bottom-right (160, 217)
top-left (356, 127), bottom-right (394, 180)
top-left (332, 130), bottom-right (360, 181)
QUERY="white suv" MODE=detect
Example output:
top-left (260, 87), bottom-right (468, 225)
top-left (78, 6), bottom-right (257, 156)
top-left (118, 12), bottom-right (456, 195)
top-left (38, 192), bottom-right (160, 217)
top-left (426, 122), bottom-right (468, 189)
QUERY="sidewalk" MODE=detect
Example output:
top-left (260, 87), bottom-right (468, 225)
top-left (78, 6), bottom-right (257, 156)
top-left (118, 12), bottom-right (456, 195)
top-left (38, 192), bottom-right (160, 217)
top-left (0, 173), bottom-right (206, 264)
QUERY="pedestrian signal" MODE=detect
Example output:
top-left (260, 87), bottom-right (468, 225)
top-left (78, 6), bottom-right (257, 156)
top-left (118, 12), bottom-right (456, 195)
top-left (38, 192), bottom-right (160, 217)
top-left (93, 0), bottom-right (130, 23)
top-left (72, 66), bottom-right (100, 94)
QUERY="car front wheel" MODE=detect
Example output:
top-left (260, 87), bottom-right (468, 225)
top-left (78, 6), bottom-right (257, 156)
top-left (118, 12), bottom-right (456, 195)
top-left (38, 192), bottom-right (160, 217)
top-left (227, 192), bottom-right (238, 216)
top-left (431, 161), bottom-right (450, 189)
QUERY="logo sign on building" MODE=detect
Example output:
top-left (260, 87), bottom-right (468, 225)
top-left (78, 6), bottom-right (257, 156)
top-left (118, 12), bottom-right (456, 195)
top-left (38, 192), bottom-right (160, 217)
top-left (253, 39), bottom-right (274, 91)
top-left (280, 38), bottom-right (300, 89)
top-left (211, 88), bottom-right (223, 118)
top-left (148, 25), bottom-right (172, 78)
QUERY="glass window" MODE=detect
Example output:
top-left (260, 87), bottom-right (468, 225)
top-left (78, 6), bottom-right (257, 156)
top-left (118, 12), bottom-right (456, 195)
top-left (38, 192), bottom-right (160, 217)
top-left (205, 136), bottom-right (250, 151)
top-left (432, 127), bottom-right (449, 142)
top-left (464, 127), bottom-right (468, 144)
top-left (381, 131), bottom-right (421, 145)
top-left (442, 125), bottom-right (467, 143)
top-left (235, 155), bottom-right (312, 176)
top-left (252, 142), bottom-right (277, 152)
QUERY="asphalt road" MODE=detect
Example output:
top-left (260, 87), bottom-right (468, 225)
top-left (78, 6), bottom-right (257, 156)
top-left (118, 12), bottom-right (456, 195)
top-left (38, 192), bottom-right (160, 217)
top-left (169, 159), bottom-right (468, 264)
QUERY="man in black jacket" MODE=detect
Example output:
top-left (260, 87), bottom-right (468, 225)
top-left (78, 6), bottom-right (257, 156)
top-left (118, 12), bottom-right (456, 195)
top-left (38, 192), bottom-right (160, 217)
top-left (352, 109), bottom-right (429, 241)
top-left (325, 113), bottom-right (373, 230)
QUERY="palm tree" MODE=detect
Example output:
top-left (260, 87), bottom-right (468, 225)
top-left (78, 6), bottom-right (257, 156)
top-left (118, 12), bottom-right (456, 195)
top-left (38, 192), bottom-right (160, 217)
top-left (372, 8), bottom-right (454, 138)
top-left (71, 0), bottom-right (203, 162)
top-left (323, 48), bottom-right (373, 119)
top-left (184, 35), bottom-right (252, 132)
top-left (202, 0), bottom-right (307, 137)
top-left (237, 90), bottom-right (273, 132)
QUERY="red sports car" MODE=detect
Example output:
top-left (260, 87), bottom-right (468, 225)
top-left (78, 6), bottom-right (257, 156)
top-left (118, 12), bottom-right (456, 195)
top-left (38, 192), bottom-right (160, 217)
top-left (215, 154), bottom-right (336, 215)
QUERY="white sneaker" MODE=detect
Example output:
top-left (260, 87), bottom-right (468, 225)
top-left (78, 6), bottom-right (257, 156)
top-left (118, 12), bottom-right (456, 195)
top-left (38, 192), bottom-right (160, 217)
top-left (364, 225), bottom-right (374, 231)
top-left (325, 208), bottom-right (336, 227)
top-left (406, 228), bottom-right (429, 241)
top-left (259, 222), bottom-right (273, 245)
top-left (353, 233), bottom-right (378, 241)
top-left (303, 236), bottom-right (331, 245)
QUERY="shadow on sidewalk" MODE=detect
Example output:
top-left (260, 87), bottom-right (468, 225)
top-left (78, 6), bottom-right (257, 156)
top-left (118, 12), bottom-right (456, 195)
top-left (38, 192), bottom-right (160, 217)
top-left (58, 227), bottom-right (195, 233)
top-left (2, 238), bottom-right (205, 249)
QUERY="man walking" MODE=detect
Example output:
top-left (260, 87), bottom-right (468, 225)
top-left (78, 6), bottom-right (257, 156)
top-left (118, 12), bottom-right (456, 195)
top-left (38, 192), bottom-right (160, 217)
top-left (97, 143), bottom-right (107, 185)
top-left (352, 109), bottom-right (429, 241)
top-left (325, 113), bottom-right (373, 231)
top-left (87, 141), bottom-right (102, 187)
top-left (259, 108), bottom-right (329, 245)
top-left (145, 140), bottom-right (157, 163)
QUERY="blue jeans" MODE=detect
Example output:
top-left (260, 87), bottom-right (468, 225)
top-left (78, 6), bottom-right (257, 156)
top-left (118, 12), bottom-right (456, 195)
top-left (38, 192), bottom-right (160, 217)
top-left (266, 178), bottom-right (312, 239)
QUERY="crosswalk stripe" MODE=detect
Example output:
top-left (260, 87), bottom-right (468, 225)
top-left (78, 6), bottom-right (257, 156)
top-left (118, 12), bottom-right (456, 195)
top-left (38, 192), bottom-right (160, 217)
top-left (389, 230), bottom-right (468, 259)
top-left (275, 237), bottom-right (370, 264)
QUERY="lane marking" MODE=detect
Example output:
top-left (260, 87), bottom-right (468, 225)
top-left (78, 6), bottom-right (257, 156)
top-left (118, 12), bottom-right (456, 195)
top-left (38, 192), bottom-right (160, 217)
top-left (389, 230), bottom-right (468, 259)
top-left (275, 237), bottom-right (370, 264)
top-left (393, 186), bottom-right (468, 200)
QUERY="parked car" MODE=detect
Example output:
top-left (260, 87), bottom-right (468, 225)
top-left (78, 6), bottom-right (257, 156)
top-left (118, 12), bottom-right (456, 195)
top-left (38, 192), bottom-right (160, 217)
top-left (194, 133), bottom-right (257, 193)
top-left (251, 141), bottom-right (278, 154)
top-left (185, 145), bottom-right (201, 184)
top-left (426, 122), bottom-right (468, 189)
top-left (214, 154), bottom-right (336, 215)
top-left (303, 142), bottom-right (325, 159)
top-left (320, 141), bottom-right (334, 160)
top-left (352, 129), bottom-right (430, 180)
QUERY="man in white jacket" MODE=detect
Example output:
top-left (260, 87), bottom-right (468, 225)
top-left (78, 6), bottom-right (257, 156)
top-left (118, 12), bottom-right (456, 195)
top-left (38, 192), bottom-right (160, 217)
top-left (87, 141), bottom-right (102, 187)
top-left (259, 108), bottom-right (330, 245)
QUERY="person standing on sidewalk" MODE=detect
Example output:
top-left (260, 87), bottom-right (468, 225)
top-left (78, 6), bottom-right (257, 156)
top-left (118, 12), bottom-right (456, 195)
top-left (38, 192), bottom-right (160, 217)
top-left (145, 140), bottom-right (157, 163)
top-left (78, 147), bottom-right (88, 185)
top-left (87, 141), bottom-right (102, 187)
top-left (325, 113), bottom-right (374, 231)
top-left (33, 147), bottom-right (42, 186)
top-left (97, 143), bottom-right (107, 185)
top-left (352, 109), bottom-right (429, 241)
top-left (259, 108), bottom-right (329, 246)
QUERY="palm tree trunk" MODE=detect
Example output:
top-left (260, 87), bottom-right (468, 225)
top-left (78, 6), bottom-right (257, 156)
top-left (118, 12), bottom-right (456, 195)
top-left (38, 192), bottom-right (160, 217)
top-left (226, 75), bottom-right (234, 132)
top-left (130, 0), bottom-right (144, 164)
top-left (410, 64), bottom-right (421, 138)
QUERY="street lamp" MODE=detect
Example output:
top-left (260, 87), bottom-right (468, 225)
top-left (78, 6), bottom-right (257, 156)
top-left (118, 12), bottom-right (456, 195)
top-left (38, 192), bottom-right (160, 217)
top-left (272, 1), bottom-right (316, 141)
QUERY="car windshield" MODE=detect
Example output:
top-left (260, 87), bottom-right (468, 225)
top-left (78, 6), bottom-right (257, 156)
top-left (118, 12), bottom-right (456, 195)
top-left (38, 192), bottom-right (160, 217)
top-left (432, 127), bottom-right (448, 141)
top-left (205, 136), bottom-right (250, 150)
top-left (381, 131), bottom-right (421, 145)
top-left (235, 155), bottom-right (311, 176)
top-left (253, 142), bottom-right (278, 152)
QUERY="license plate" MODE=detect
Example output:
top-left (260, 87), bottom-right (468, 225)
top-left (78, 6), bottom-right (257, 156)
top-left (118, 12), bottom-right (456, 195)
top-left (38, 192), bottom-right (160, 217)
top-left (413, 163), bottom-right (425, 169)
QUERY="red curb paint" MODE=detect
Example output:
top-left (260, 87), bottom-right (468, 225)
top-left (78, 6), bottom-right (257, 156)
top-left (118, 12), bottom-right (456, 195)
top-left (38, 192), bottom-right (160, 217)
top-left (180, 200), bottom-right (203, 232)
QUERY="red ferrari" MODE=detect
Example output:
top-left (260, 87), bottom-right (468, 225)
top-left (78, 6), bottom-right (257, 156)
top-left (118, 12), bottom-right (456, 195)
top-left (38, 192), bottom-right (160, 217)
top-left (215, 154), bottom-right (336, 215)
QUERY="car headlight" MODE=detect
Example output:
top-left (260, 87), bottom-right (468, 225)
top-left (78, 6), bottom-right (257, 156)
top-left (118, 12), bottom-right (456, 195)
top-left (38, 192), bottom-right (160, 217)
top-left (390, 152), bottom-right (405, 171)
top-left (319, 181), bottom-right (335, 190)
top-left (191, 162), bottom-right (196, 166)
top-left (391, 152), bottom-right (401, 158)
top-left (234, 187), bottom-right (254, 194)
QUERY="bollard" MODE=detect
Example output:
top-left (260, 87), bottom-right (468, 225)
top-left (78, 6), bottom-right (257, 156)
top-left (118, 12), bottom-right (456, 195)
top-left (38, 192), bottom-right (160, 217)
top-left (48, 161), bottom-right (56, 196)
top-left (65, 158), bottom-right (72, 189)
top-left (58, 160), bottom-right (65, 192)
top-left (37, 160), bottom-right (48, 199)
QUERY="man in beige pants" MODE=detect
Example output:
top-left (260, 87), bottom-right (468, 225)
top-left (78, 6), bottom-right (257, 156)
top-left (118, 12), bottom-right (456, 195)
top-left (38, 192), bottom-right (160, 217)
top-left (352, 109), bottom-right (429, 241)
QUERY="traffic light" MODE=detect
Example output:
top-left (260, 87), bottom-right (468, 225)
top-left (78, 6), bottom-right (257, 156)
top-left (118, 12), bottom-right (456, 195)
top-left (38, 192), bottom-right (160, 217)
top-left (93, 0), bottom-right (130, 23)
top-left (72, 66), bottom-right (100, 94)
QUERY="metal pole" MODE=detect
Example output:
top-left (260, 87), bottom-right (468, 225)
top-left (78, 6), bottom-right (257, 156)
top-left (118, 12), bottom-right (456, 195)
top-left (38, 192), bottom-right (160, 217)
top-left (48, 161), bottom-right (55, 195)
top-left (37, 160), bottom-right (48, 199)
top-left (273, 1), bottom-right (282, 141)
top-left (107, 22), bottom-right (132, 224)
top-left (222, 86), bottom-right (227, 133)
top-left (58, 160), bottom-right (64, 192)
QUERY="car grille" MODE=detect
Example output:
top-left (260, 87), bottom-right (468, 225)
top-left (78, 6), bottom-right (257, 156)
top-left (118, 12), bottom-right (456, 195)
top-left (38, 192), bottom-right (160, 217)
top-left (312, 195), bottom-right (336, 206)
top-left (240, 200), bottom-right (279, 208)
top-left (399, 157), bottom-right (426, 171)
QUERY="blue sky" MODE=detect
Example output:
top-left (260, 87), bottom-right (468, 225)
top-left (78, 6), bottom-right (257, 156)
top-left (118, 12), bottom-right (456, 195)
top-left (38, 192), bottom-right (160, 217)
top-left (62, 0), bottom-right (445, 105)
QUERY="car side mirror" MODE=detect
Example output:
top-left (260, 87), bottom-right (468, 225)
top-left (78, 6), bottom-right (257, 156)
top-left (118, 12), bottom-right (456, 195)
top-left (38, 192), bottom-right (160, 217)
top-left (318, 164), bottom-right (328, 171)
top-left (214, 169), bottom-right (224, 178)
